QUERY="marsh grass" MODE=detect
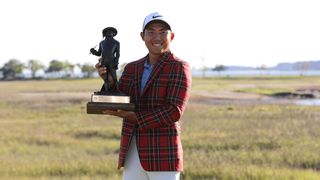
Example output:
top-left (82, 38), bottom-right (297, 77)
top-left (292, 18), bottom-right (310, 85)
top-left (0, 78), bottom-right (320, 179)
top-left (182, 103), bottom-right (320, 179)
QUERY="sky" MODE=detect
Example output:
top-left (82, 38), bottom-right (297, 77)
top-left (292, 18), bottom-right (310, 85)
top-left (1, 0), bottom-right (320, 69)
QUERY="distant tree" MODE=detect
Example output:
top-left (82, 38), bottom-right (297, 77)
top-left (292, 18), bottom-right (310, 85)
top-left (63, 60), bottom-right (74, 72)
top-left (28, 59), bottom-right (44, 79)
top-left (1, 59), bottom-right (24, 80)
top-left (212, 64), bottom-right (226, 76)
top-left (62, 60), bottom-right (75, 77)
top-left (46, 60), bottom-right (64, 78)
top-left (81, 63), bottom-right (96, 78)
top-left (47, 60), bottom-right (64, 72)
top-left (46, 60), bottom-right (76, 78)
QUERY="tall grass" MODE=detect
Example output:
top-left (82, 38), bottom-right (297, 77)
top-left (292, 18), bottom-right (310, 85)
top-left (182, 103), bottom-right (320, 179)
top-left (0, 78), bottom-right (320, 179)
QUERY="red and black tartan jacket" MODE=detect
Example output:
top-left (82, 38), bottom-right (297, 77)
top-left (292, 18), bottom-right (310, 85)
top-left (117, 51), bottom-right (191, 171)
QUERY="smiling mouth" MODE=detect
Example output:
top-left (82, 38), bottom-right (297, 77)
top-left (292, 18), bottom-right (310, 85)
top-left (153, 43), bottom-right (162, 48)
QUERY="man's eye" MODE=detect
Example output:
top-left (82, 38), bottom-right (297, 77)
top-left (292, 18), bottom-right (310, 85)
top-left (161, 31), bottom-right (168, 35)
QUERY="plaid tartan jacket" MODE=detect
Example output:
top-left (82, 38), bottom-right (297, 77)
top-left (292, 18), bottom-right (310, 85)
top-left (117, 51), bottom-right (191, 171)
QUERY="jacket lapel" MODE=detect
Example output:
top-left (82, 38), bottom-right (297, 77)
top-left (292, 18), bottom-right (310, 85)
top-left (134, 58), bottom-right (145, 99)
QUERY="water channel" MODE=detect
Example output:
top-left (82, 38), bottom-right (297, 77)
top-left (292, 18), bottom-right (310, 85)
top-left (295, 99), bottom-right (320, 106)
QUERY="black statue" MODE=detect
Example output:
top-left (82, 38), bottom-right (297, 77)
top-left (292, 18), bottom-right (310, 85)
top-left (90, 27), bottom-right (120, 93)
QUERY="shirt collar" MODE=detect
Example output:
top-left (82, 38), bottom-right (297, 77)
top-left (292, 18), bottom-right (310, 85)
top-left (144, 58), bottom-right (154, 69)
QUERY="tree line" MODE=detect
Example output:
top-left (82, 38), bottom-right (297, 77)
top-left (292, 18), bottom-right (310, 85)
top-left (0, 59), bottom-right (98, 80)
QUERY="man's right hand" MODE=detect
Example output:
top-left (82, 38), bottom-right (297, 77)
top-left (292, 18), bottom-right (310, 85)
top-left (95, 61), bottom-right (107, 79)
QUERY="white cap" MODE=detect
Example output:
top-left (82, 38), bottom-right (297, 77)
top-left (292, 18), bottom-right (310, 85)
top-left (142, 12), bottom-right (171, 31)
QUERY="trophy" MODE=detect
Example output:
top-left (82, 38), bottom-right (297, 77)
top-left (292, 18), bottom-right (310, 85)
top-left (87, 27), bottom-right (135, 114)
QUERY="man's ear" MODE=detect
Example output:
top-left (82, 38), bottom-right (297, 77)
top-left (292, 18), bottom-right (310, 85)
top-left (170, 32), bottom-right (175, 41)
top-left (140, 32), bottom-right (145, 41)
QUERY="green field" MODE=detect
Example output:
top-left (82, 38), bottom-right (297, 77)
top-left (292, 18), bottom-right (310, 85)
top-left (0, 77), bottom-right (320, 179)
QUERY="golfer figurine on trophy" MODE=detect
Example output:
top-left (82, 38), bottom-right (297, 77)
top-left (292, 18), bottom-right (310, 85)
top-left (87, 27), bottom-right (135, 114)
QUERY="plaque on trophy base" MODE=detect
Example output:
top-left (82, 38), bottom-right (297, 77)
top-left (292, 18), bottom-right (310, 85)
top-left (87, 92), bottom-right (135, 114)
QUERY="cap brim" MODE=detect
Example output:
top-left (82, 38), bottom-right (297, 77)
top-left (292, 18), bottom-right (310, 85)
top-left (144, 20), bottom-right (171, 31)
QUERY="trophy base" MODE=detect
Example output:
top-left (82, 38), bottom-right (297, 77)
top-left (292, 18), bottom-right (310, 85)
top-left (87, 102), bottom-right (135, 114)
top-left (87, 93), bottom-right (135, 114)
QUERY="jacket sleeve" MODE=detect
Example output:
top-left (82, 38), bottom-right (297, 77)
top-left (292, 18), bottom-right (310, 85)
top-left (136, 61), bottom-right (192, 130)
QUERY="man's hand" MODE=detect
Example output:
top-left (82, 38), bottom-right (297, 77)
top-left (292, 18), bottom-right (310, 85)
top-left (102, 109), bottom-right (137, 123)
top-left (95, 60), bottom-right (107, 79)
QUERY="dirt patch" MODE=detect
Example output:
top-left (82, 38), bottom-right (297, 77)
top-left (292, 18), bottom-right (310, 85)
top-left (19, 92), bottom-right (90, 100)
top-left (193, 90), bottom-right (267, 100)
top-left (0, 92), bottom-right (91, 110)
top-left (191, 90), bottom-right (293, 105)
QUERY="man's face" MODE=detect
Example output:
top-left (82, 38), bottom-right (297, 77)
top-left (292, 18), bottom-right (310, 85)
top-left (141, 22), bottom-right (174, 56)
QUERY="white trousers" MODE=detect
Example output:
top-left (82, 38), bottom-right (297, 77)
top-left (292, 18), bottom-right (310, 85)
top-left (122, 136), bottom-right (180, 180)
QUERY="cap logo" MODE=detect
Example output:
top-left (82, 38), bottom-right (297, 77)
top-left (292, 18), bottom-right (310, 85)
top-left (152, 15), bottom-right (162, 19)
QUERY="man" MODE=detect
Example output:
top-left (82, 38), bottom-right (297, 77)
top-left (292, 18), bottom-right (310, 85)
top-left (91, 27), bottom-right (120, 92)
top-left (96, 12), bottom-right (191, 180)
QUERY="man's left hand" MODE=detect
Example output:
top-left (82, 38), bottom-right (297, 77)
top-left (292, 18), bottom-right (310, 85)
top-left (102, 109), bottom-right (137, 123)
